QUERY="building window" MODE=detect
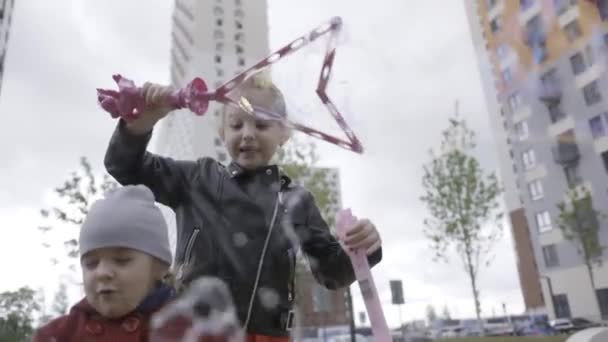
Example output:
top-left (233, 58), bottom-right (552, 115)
top-left (596, 288), bottom-right (608, 319)
top-left (217, 152), bottom-right (227, 162)
top-left (597, 0), bottom-right (608, 21)
top-left (583, 80), bottom-right (602, 106)
top-left (555, 0), bottom-right (578, 15)
top-left (214, 30), bottom-right (225, 40)
top-left (508, 91), bottom-right (523, 112)
top-left (522, 149), bottom-right (536, 170)
top-left (235, 20), bottom-right (243, 29)
top-left (235, 32), bottom-right (245, 42)
top-left (515, 121), bottom-right (529, 141)
top-left (601, 151), bottom-right (608, 173)
top-left (528, 180), bottom-right (544, 200)
top-left (536, 211), bottom-right (552, 232)
top-left (497, 43), bottom-right (509, 59)
top-left (215, 55), bottom-right (222, 64)
top-left (502, 67), bottom-right (513, 85)
top-left (589, 115), bottom-right (606, 139)
top-left (542, 244), bottom-right (559, 266)
top-left (216, 18), bottom-right (223, 26)
top-left (214, 137), bottom-right (222, 146)
top-left (570, 52), bottom-right (586, 75)
top-left (235, 8), bottom-right (244, 17)
top-left (236, 45), bottom-right (244, 54)
top-left (216, 68), bottom-right (224, 77)
top-left (548, 103), bottom-right (565, 123)
top-left (490, 17), bottom-right (502, 33)
top-left (541, 68), bottom-right (559, 88)
top-left (521, 0), bottom-right (534, 11)
top-left (216, 42), bottom-right (224, 52)
top-left (564, 164), bottom-right (582, 187)
top-left (238, 57), bottom-right (245, 66)
top-left (553, 294), bottom-right (571, 318)
top-left (487, 0), bottom-right (498, 8)
top-left (213, 6), bottom-right (224, 15)
top-left (564, 20), bottom-right (582, 42)
top-left (312, 284), bottom-right (331, 312)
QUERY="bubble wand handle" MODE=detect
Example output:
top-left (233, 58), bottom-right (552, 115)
top-left (335, 209), bottom-right (391, 342)
top-left (96, 74), bottom-right (215, 122)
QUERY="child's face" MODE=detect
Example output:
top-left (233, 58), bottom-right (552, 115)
top-left (81, 247), bottom-right (167, 318)
top-left (220, 92), bottom-right (289, 170)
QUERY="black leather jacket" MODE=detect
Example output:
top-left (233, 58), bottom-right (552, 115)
top-left (104, 121), bottom-right (382, 336)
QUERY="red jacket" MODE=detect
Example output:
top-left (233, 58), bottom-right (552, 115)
top-left (33, 297), bottom-right (157, 341)
top-left (33, 297), bottom-right (288, 341)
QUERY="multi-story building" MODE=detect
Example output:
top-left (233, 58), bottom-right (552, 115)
top-left (0, 0), bottom-right (15, 97)
top-left (153, 0), bottom-right (271, 160)
top-left (465, 0), bottom-right (608, 320)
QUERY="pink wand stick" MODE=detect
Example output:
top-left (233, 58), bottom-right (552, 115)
top-left (336, 209), bottom-right (391, 342)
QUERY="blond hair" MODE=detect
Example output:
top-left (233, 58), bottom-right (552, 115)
top-left (222, 74), bottom-right (287, 119)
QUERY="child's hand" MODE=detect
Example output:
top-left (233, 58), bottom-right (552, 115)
top-left (344, 219), bottom-right (382, 255)
top-left (126, 83), bottom-right (175, 135)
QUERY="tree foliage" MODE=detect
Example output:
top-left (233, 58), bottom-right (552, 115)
top-left (0, 287), bottom-right (41, 342)
top-left (420, 114), bottom-right (503, 329)
top-left (556, 186), bottom-right (605, 289)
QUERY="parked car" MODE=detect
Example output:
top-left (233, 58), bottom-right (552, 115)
top-left (550, 317), bottom-right (602, 334)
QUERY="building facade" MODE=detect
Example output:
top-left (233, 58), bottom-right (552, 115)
top-left (153, 0), bottom-right (271, 161)
top-left (0, 0), bottom-right (15, 98)
top-left (465, 0), bottom-right (608, 320)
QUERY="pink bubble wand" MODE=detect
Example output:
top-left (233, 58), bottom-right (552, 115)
top-left (335, 209), bottom-right (391, 342)
top-left (96, 16), bottom-right (364, 154)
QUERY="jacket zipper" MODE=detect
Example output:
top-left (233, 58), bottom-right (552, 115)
top-left (243, 190), bottom-right (282, 330)
top-left (176, 228), bottom-right (200, 280)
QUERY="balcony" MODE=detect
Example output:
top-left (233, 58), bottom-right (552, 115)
top-left (552, 142), bottom-right (580, 165)
top-left (524, 28), bottom-right (548, 64)
top-left (558, 5), bottom-right (579, 27)
top-left (538, 81), bottom-right (562, 104)
top-left (519, 0), bottom-right (542, 25)
top-left (488, 1), bottom-right (505, 20)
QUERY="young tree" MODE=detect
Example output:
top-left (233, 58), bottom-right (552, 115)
top-left (441, 305), bottom-right (452, 320)
top-left (51, 283), bottom-right (69, 317)
top-left (426, 305), bottom-right (438, 323)
top-left (421, 113), bottom-right (503, 331)
top-left (0, 287), bottom-right (41, 341)
top-left (39, 156), bottom-right (118, 272)
top-left (556, 186), bottom-right (605, 308)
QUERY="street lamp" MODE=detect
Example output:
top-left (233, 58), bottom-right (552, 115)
top-left (540, 275), bottom-right (556, 319)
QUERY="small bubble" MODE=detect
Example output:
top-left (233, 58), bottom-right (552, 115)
top-left (258, 287), bottom-right (280, 310)
top-left (233, 232), bottom-right (248, 247)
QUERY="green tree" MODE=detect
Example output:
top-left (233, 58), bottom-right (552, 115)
top-left (0, 287), bottom-right (41, 342)
top-left (556, 186), bottom-right (605, 311)
top-left (421, 113), bottom-right (503, 331)
top-left (441, 305), bottom-right (451, 320)
top-left (51, 283), bottom-right (69, 317)
top-left (39, 156), bottom-right (118, 271)
top-left (275, 137), bottom-right (338, 227)
top-left (426, 304), bottom-right (438, 323)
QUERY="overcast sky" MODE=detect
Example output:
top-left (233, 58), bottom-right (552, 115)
top-left (0, 1), bottom-right (525, 327)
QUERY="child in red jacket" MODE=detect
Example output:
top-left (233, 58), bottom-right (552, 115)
top-left (34, 185), bottom-right (175, 341)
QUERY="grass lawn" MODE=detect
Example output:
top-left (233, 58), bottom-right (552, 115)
top-left (437, 336), bottom-right (568, 342)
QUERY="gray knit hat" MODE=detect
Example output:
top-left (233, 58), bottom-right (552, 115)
top-left (79, 185), bottom-right (172, 265)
